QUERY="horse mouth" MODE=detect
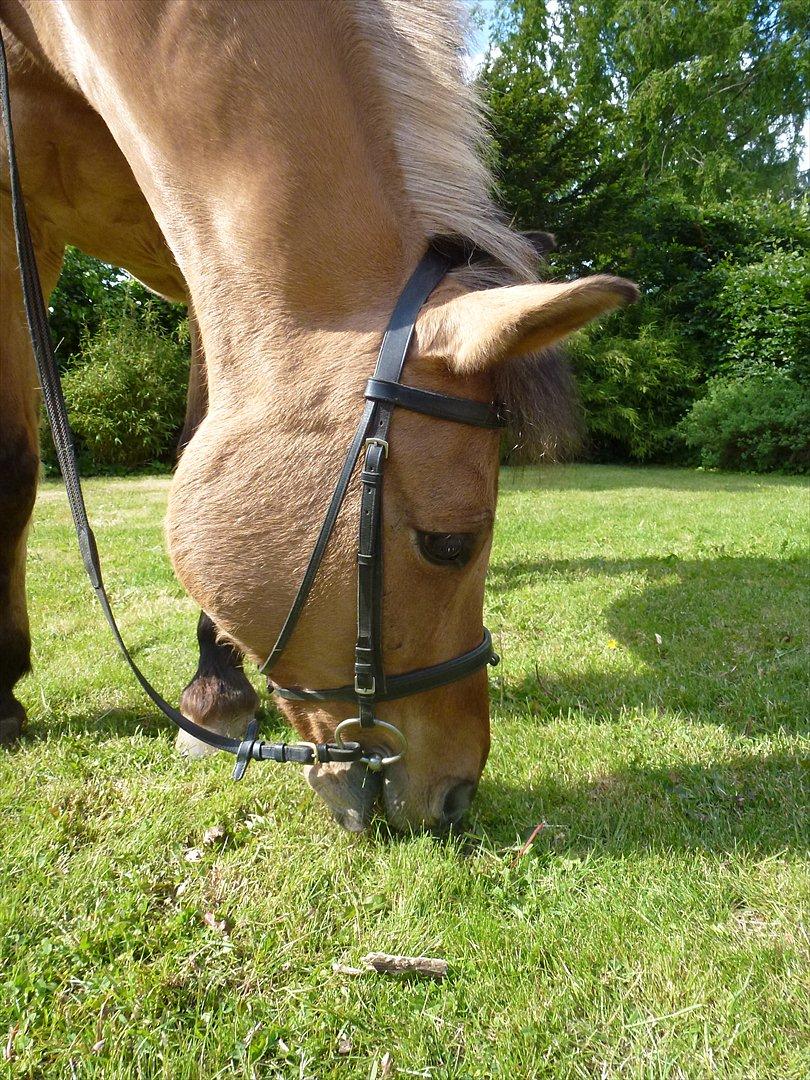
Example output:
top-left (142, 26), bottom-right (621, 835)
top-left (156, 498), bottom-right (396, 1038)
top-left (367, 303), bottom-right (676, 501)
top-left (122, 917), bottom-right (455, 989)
top-left (305, 760), bottom-right (477, 834)
top-left (304, 760), bottom-right (383, 832)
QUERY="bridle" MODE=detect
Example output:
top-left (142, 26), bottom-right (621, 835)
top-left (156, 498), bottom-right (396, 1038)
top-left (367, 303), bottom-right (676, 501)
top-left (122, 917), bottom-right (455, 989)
top-left (257, 240), bottom-right (503, 776)
top-left (1, 33), bottom-right (501, 781)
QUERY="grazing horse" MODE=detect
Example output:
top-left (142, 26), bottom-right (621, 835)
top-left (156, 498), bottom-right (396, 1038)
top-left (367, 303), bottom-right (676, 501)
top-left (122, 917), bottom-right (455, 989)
top-left (0, 0), bottom-right (635, 831)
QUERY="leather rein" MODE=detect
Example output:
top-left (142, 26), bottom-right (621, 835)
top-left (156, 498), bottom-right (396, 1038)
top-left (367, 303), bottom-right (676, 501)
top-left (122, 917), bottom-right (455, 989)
top-left (1, 33), bottom-right (501, 780)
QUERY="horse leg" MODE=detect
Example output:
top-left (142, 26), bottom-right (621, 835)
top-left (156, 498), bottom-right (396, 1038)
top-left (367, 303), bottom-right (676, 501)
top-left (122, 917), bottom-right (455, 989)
top-left (0, 206), bottom-right (63, 743)
top-left (176, 311), bottom-right (258, 757)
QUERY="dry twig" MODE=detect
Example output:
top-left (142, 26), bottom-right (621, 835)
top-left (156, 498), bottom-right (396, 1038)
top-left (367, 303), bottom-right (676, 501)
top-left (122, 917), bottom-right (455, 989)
top-left (361, 953), bottom-right (448, 979)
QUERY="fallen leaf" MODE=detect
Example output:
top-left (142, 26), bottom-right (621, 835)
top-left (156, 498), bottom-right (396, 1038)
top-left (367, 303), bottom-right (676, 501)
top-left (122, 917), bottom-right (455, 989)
top-left (91, 1040), bottom-right (105, 1054)
top-left (337, 1037), bottom-right (353, 1055)
top-left (183, 847), bottom-right (203, 863)
top-left (203, 824), bottom-right (227, 846)
top-left (381, 1051), bottom-right (394, 1076)
top-left (654, 633), bottom-right (663, 646)
top-left (202, 911), bottom-right (228, 933)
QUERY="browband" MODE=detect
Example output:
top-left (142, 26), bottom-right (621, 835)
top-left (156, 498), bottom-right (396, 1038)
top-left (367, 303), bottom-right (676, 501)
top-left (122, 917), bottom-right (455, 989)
top-left (364, 379), bottom-right (505, 428)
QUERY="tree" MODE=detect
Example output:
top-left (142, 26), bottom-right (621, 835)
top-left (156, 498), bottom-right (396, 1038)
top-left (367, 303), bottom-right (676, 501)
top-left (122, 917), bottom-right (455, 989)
top-left (482, 0), bottom-right (807, 269)
top-left (480, 0), bottom-right (809, 464)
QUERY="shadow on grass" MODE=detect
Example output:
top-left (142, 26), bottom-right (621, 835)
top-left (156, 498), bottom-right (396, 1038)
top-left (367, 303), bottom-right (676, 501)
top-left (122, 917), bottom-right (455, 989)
top-left (8, 719), bottom-right (806, 859)
top-left (472, 752), bottom-right (809, 856)
top-left (10, 701), bottom-right (289, 747)
top-left (488, 554), bottom-right (809, 734)
top-left (361, 753), bottom-right (807, 857)
top-left (19, 556), bottom-right (804, 742)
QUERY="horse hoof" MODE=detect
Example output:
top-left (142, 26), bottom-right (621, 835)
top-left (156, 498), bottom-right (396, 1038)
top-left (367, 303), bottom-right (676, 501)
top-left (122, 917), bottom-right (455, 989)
top-left (175, 728), bottom-right (221, 759)
top-left (177, 669), bottom-right (258, 760)
top-left (174, 717), bottom-right (250, 760)
top-left (0, 698), bottom-right (26, 745)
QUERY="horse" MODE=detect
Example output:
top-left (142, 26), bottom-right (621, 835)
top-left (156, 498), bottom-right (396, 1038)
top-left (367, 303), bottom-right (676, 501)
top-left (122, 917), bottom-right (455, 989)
top-left (0, 0), bottom-right (636, 831)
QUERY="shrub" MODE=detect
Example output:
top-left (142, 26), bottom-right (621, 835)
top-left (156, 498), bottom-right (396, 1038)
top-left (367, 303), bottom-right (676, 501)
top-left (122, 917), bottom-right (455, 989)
top-left (566, 314), bottom-right (700, 462)
top-left (48, 247), bottom-right (187, 372)
top-left (707, 247), bottom-right (810, 377)
top-left (41, 310), bottom-right (189, 472)
top-left (678, 370), bottom-right (810, 473)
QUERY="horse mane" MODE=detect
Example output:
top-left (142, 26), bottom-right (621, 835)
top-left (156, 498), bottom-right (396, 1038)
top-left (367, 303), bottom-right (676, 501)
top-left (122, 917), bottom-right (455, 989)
top-left (352, 1), bottom-right (581, 461)
top-left (353, 0), bottom-right (537, 283)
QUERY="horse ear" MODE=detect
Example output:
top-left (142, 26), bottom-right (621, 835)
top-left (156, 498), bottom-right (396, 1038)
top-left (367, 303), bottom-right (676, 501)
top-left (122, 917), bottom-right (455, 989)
top-left (522, 230), bottom-right (557, 258)
top-left (417, 275), bottom-right (638, 374)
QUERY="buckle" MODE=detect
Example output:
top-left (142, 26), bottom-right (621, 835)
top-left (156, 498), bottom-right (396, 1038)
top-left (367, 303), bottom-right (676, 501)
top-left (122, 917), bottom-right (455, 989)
top-left (295, 740), bottom-right (320, 764)
top-left (354, 674), bottom-right (376, 695)
top-left (364, 437), bottom-right (389, 458)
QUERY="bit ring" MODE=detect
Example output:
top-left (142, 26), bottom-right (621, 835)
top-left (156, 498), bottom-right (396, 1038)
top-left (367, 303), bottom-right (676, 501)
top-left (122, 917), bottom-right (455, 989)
top-left (335, 716), bottom-right (407, 768)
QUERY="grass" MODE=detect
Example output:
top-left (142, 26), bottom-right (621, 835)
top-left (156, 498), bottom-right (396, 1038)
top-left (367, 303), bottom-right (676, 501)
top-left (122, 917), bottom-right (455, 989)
top-left (2, 465), bottom-right (808, 1078)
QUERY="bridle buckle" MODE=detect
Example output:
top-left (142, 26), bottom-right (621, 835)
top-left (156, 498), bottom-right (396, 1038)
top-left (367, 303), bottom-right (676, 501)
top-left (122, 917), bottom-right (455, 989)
top-left (363, 436), bottom-right (389, 458)
top-left (354, 674), bottom-right (376, 695)
top-left (297, 740), bottom-right (320, 764)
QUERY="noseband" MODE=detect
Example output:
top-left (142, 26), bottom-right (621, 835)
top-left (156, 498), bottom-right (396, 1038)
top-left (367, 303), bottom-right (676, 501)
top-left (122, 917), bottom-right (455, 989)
top-left (1, 33), bottom-right (500, 780)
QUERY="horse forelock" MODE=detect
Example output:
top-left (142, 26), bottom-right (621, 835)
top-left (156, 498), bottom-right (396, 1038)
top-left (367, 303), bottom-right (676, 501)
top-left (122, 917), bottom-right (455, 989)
top-left (345, 0), bottom-right (584, 466)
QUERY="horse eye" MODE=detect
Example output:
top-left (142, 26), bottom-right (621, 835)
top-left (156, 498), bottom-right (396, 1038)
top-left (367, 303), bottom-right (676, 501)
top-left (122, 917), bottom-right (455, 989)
top-left (417, 531), bottom-right (475, 566)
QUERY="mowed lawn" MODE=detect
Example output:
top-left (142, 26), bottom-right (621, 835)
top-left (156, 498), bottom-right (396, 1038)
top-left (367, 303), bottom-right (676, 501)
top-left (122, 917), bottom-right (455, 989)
top-left (2, 465), bottom-right (808, 1079)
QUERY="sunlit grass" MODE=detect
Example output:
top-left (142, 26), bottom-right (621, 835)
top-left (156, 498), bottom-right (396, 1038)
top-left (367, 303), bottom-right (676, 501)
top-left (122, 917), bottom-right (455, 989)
top-left (2, 466), bottom-right (808, 1077)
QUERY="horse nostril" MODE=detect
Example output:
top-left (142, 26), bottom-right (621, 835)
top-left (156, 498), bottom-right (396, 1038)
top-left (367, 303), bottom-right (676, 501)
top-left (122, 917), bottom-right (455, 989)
top-left (440, 780), bottom-right (476, 827)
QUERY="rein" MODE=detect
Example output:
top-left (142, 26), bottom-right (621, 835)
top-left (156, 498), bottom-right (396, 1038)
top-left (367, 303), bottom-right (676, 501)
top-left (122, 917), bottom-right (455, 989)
top-left (1, 33), bottom-right (501, 780)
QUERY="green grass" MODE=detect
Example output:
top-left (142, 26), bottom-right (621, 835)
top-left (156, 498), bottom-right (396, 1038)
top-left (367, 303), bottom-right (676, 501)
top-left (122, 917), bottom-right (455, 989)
top-left (2, 465), bottom-right (808, 1078)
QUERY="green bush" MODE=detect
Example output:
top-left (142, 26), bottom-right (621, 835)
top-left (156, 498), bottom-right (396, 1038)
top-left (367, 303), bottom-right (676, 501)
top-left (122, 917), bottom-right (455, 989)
top-left (567, 314), bottom-right (700, 462)
top-left (49, 247), bottom-right (187, 372)
top-left (707, 247), bottom-right (810, 377)
top-left (678, 370), bottom-right (810, 473)
top-left (41, 311), bottom-right (189, 472)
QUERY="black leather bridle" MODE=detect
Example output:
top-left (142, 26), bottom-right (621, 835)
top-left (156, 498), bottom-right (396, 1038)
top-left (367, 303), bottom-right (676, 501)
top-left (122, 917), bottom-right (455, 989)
top-left (258, 240), bottom-right (504, 775)
top-left (1, 33), bottom-right (501, 780)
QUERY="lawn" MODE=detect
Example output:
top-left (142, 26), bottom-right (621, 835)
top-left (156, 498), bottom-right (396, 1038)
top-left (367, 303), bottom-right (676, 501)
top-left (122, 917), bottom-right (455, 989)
top-left (2, 465), bottom-right (808, 1078)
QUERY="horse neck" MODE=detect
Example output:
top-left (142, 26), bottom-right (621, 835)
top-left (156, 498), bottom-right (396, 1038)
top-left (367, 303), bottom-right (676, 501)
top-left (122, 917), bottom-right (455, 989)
top-left (37, 1), bottom-right (425, 395)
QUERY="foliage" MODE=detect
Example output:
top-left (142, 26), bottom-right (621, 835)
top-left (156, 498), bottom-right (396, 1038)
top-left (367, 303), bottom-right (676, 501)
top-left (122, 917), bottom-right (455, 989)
top-left (707, 247), bottom-right (810, 376)
top-left (482, 0), bottom-right (807, 258)
top-left (48, 246), bottom-right (186, 372)
top-left (41, 309), bottom-right (189, 472)
top-left (4, 467), bottom-right (807, 1075)
top-left (481, 0), bottom-right (809, 467)
top-left (678, 369), bottom-right (810, 472)
top-left (567, 315), bottom-right (700, 461)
